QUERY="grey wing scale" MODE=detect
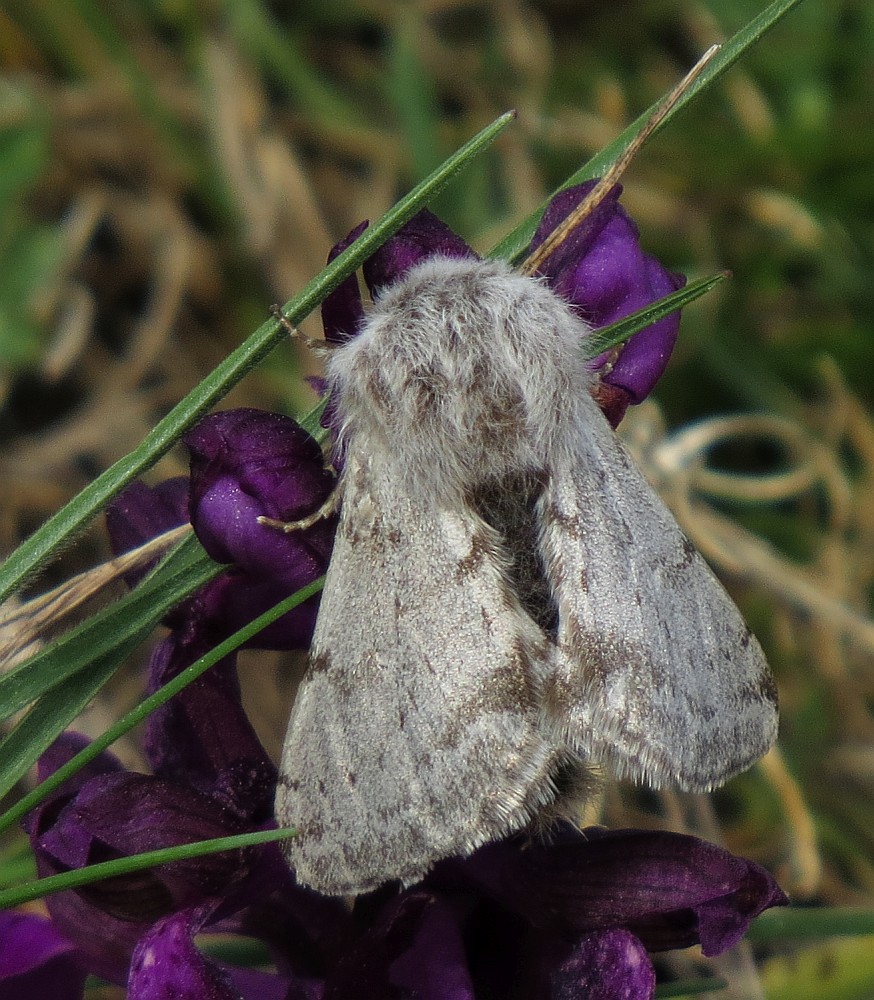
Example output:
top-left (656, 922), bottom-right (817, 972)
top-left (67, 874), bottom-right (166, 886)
top-left (277, 455), bottom-right (561, 896)
top-left (539, 408), bottom-right (778, 792)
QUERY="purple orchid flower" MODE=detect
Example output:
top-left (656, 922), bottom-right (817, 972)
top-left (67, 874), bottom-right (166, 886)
top-left (0, 910), bottom-right (88, 1000)
top-left (105, 408), bottom-right (336, 649)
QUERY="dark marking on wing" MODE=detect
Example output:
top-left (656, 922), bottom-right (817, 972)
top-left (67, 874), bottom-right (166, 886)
top-left (467, 469), bottom-right (559, 635)
top-left (455, 531), bottom-right (494, 582)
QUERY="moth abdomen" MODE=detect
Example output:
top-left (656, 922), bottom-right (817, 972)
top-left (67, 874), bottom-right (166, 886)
top-left (467, 469), bottom-right (559, 637)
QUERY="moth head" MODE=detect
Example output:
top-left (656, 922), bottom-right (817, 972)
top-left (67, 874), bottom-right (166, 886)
top-left (325, 256), bottom-right (597, 494)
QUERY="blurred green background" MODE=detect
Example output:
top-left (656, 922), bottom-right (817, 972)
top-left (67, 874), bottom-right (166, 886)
top-left (1, 1), bottom-right (873, 996)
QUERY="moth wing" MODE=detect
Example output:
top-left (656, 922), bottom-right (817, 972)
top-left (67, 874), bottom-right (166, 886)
top-left (540, 406), bottom-right (778, 792)
top-left (277, 455), bottom-right (561, 896)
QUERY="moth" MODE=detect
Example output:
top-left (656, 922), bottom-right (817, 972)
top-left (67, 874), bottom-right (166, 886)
top-left (275, 254), bottom-right (778, 896)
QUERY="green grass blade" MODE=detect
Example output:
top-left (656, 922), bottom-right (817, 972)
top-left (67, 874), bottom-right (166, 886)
top-left (0, 535), bottom-right (218, 724)
top-left (389, 6), bottom-right (442, 182)
top-left (582, 273), bottom-right (729, 360)
top-left (0, 539), bottom-right (221, 800)
top-left (227, 0), bottom-right (362, 125)
top-left (0, 575), bottom-right (323, 834)
top-left (0, 648), bottom-right (132, 805)
top-left (0, 828), bottom-right (296, 909)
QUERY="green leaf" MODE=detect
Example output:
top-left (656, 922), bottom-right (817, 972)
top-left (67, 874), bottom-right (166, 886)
top-left (0, 648), bottom-right (130, 807)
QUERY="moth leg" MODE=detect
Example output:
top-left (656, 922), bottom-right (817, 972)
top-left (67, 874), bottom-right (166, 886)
top-left (258, 484), bottom-right (342, 534)
top-left (269, 304), bottom-right (331, 354)
top-left (259, 302), bottom-right (341, 534)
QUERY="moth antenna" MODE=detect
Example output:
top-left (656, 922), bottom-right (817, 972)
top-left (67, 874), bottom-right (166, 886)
top-left (270, 304), bottom-right (333, 354)
top-left (521, 44), bottom-right (719, 276)
top-left (258, 483), bottom-right (342, 534)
